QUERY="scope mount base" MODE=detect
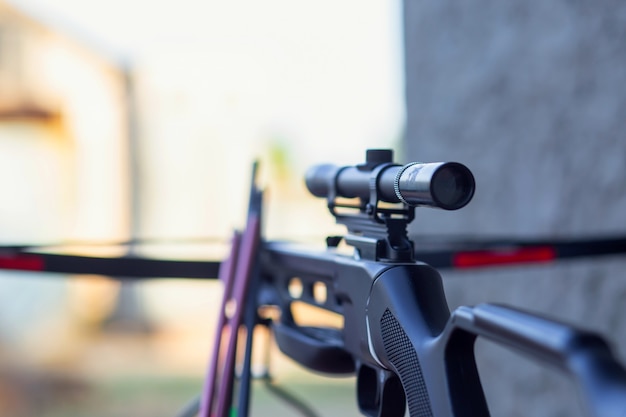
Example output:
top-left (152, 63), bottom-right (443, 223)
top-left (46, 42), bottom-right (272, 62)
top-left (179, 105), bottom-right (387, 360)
top-left (328, 209), bottom-right (415, 263)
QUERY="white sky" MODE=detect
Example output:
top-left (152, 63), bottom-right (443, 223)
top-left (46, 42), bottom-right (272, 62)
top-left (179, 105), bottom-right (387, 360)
top-left (13, 0), bottom-right (405, 162)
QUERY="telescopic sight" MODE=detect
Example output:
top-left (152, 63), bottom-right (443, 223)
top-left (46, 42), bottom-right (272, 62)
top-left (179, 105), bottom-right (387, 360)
top-left (304, 151), bottom-right (475, 211)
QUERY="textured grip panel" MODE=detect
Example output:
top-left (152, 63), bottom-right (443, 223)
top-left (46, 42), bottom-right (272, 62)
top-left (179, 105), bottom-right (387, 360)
top-left (381, 309), bottom-right (433, 417)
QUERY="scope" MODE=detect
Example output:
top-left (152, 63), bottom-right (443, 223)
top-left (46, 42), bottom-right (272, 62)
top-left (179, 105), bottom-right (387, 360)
top-left (305, 149), bottom-right (475, 210)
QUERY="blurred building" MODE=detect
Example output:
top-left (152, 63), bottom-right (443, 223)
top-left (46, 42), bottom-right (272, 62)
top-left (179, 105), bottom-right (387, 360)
top-left (403, 1), bottom-right (626, 416)
top-left (0, 0), bottom-right (133, 363)
top-left (0, 0), bottom-right (130, 243)
top-left (0, 0), bottom-right (405, 414)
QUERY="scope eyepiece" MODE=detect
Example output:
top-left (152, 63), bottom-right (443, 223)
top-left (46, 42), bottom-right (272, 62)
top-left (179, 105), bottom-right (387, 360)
top-left (305, 152), bottom-right (475, 211)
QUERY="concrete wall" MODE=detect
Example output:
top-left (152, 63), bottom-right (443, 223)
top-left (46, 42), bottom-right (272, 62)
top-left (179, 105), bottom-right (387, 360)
top-left (402, 1), bottom-right (626, 415)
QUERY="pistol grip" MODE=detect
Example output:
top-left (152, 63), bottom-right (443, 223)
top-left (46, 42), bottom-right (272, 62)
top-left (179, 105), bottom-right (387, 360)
top-left (367, 264), bottom-right (454, 417)
top-left (379, 308), bottom-right (434, 417)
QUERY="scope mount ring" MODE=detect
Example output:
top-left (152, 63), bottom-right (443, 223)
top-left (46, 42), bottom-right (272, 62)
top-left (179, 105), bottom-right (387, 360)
top-left (367, 163), bottom-right (415, 224)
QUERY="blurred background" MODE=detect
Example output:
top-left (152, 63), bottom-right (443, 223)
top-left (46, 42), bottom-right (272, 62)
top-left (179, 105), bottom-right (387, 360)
top-left (0, 0), bottom-right (401, 416)
top-left (0, 0), bottom-right (625, 416)
top-left (403, 2), bottom-right (626, 416)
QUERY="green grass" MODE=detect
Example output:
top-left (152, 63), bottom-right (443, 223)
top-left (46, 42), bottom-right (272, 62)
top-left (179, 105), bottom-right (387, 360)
top-left (35, 372), bottom-right (363, 417)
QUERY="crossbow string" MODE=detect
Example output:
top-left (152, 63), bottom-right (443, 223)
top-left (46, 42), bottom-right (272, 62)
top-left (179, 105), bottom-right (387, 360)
top-left (1, 235), bottom-right (625, 279)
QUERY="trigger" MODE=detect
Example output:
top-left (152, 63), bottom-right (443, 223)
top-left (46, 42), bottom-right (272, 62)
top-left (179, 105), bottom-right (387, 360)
top-left (357, 364), bottom-right (406, 417)
top-left (273, 323), bottom-right (355, 375)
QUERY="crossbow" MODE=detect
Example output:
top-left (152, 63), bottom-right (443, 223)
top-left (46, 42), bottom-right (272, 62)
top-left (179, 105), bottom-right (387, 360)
top-left (1, 149), bottom-right (626, 417)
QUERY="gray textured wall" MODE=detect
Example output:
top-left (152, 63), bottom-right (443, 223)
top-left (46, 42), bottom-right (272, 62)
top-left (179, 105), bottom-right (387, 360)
top-left (402, 1), bottom-right (626, 416)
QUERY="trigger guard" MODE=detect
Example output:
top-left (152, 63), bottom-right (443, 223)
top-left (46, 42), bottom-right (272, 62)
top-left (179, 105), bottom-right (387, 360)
top-left (273, 323), bottom-right (355, 375)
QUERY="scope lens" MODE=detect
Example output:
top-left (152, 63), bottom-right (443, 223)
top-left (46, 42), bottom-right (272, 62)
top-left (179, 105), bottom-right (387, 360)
top-left (431, 164), bottom-right (475, 209)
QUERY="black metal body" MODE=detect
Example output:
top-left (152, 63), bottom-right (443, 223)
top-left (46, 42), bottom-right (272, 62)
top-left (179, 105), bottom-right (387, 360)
top-left (259, 241), bottom-right (626, 417)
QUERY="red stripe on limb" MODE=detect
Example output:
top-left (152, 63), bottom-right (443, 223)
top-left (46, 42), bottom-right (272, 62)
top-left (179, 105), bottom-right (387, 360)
top-left (453, 246), bottom-right (556, 268)
top-left (0, 254), bottom-right (45, 271)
